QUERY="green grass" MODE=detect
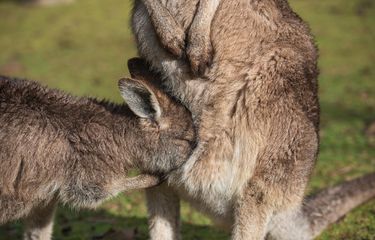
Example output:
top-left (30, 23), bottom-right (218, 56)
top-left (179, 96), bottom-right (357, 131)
top-left (0, 0), bottom-right (374, 239)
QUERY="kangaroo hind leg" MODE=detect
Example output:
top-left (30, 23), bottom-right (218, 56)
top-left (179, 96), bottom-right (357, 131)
top-left (23, 199), bottom-right (57, 240)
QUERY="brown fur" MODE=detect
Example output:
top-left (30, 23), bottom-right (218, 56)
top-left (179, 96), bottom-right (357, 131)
top-left (265, 172), bottom-right (375, 239)
top-left (304, 172), bottom-right (375, 238)
top-left (132, 0), bottom-right (319, 239)
top-left (131, 0), bottom-right (375, 239)
top-left (135, 0), bottom-right (220, 76)
top-left (0, 62), bottom-right (195, 239)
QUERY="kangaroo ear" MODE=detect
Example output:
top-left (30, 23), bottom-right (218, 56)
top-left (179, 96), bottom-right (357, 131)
top-left (128, 57), bottom-right (149, 79)
top-left (118, 78), bottom-right (161, 120)
top-left (127, 58), bottom-right (163, 85)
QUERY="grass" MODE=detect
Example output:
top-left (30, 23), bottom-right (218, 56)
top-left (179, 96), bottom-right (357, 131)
top-left (0, 0), bottom-right (374, 239)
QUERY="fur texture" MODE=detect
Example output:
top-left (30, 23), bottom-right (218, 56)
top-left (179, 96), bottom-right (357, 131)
top-left (131, 0), bottom-right (374, 239)
top-left (138, 0), bottom-right (220, 76)
top-left (0, 63), bottom-right (195, 239)
top-left (266, 172), bottom-right (375, 239)
top-left (132, 0), bottom-right (318, 239)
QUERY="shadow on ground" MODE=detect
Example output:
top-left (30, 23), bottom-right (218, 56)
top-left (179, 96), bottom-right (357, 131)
top-left (0, 207), bottom-right (229, 240)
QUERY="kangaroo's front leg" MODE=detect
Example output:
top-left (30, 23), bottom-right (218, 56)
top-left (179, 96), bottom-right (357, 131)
top-left (187, 0), bottom-right (221, 75)
top-left (110, 174), bottom-right (161, 196)
top-left (23, 199), bottom-right (57, 240)
top-left (120, 174), bottom-right (161, 191)
top-left (140, 0), bottom-right (185, 58)
top-left (232, 182), bottom-right (274, 240)
top-left (146, 183), bottom-right (181, 240)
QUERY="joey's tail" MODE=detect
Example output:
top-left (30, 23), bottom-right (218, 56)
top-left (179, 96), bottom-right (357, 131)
top-left (303, 172), bottom-right (375, 238)
top-left (267, 173), bottom-right (375, 240)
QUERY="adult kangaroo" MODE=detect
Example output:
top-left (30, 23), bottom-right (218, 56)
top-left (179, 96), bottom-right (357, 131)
top-left (0, 61), bottom-right (195, 240)
top-left (131, 0), bottom-right (375, 239)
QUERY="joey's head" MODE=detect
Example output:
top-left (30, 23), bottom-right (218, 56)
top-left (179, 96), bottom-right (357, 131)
top-left (118, 58), bottom-right (196, 174)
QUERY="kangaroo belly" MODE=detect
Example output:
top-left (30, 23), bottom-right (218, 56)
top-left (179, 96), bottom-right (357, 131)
top-left (169, 168), bottom-right (235, 224)
top-left (174, 184), bottom-right (234, 225)
top-left (167, 125), bottom-right (260, 220)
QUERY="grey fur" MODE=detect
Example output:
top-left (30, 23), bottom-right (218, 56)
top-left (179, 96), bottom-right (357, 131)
top-left (305, 172), bottom-right (375, 238)
top-left (136, 0), bottom-right (220, 76)
top-left (266, 173), bottom-right (375, 239)
top-left (0, 64), bottom-right (195, 239)
top-left (131, 0), bottom-right (374, 239)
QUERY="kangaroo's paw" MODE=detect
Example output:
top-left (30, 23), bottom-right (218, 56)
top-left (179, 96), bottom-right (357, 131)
top-left (161, 26), bottom-right (185, 58)
top-left (187, 27), bottom-right (213, 76)
top-left (141, 0), bottom-right (185, 58)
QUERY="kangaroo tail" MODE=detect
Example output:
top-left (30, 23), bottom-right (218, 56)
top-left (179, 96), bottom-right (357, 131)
top-left (303, 172), bottom-right (375, 238)
top-left (266, 172), bottom-right (375, 240)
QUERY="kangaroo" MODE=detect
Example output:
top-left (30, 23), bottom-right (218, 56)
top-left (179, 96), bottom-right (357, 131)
top-left (0, 60), bottom-right (195, 240)
top-left (131, 0), bottom-right (375, 239)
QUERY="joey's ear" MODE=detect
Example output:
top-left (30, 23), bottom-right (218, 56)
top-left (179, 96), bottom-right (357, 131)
top-left (118, 78), bottom-right (161, 120)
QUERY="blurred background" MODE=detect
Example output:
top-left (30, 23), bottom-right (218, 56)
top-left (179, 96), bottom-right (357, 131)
top-left (0, 0), bottom-right (374, 239)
